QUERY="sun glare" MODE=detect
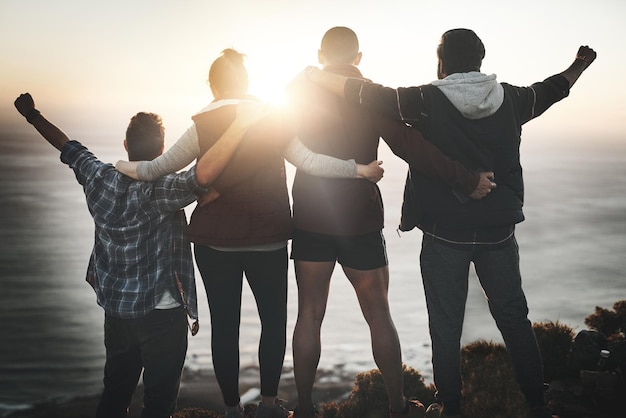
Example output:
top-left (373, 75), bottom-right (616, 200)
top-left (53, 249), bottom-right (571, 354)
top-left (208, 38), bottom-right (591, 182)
top-left (245, 54), bottom-right (306, 107)
top-left (247, 72), bottom-right (290, 106)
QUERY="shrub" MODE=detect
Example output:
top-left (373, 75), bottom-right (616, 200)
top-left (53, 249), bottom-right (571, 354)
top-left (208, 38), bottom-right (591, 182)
top-left (584, 300), bottom-right (626, 341)
top-left (533, 321), bottom-right (576, 380)
top-left (174, 408), bottom-right (221, 418)
top-left (460, 340), bottom-right (528, 418)
top-left (319, 364), bottom-right (435, 418)
top-left (174, 405), bottom-right (258, 418)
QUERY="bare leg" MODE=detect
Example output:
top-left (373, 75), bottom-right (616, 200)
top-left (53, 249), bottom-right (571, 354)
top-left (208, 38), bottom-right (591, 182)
top-left (292, 260), bottom-right (335, 416)
top-left (343, 265), bottom-right (406, 413)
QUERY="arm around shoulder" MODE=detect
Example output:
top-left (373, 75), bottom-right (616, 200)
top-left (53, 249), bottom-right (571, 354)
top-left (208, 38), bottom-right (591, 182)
top-left (115, 160), bottom-right (140, 179)
top-left (194, 102), bottom-right (269, 186)
top-left (283, 137), bottom-right (357, 178)
top-left (115, 123), bottom-right (202, 180)
top-left (305, 66), bottom-right (349, 98)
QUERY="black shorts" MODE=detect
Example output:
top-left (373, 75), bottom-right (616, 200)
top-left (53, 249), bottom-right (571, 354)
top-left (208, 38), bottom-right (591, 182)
top-left (290, 229), bottom-right (388, 270)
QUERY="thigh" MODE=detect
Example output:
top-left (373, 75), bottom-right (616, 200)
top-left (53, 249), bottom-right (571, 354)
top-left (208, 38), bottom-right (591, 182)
top-left (103, 315), bottom-right (141, 367)
top-left (473, 237), bottom-right (529, 317)
top-left (244, 247), bottom-right (288, 323)
top-left (291, 229), bottom-right (338, 263)
top-left (420, 237), bottom-right (472, 323)
top-left (294, 259), bottom-right (335, 319)
top-left (343, 265), bottom-right (391, 321)
top-left (337, 231), bottom-right (388, 271)
top-left (136, 307), bottom-right (188, 361)
top-left (100, 316), bottom-right (143, 407)
top-left (137, 308), bottom-right (188, 373)
top-left (136, 308), bottom-right (188, 417)
top-left (194, 245), bottom-right (244, 316)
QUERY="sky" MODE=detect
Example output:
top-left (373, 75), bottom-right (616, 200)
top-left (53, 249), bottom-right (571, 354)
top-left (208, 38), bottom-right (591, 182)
top-left (1, 0), bottom-right (625, 148)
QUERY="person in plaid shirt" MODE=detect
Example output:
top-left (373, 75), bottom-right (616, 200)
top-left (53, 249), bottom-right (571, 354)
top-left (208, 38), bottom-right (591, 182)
top-left (14, 92), bottom-right (265, 418)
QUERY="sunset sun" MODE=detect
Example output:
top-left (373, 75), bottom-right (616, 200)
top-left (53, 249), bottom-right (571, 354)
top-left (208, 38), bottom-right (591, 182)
top-left (247, 69), bottom-right (290, 106)
top-left (245, 52), bottom-right (310, 107)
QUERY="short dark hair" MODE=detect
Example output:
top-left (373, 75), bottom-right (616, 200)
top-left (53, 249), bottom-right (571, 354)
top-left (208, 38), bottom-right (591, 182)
top-left (125, 112), bottom-right (165, 161)
top-left (320, 26), bottom-right (359, 65)
top-left (208, 48), bottom-right (249, 96)
top-left (437, 28), bottom-right (485, 75)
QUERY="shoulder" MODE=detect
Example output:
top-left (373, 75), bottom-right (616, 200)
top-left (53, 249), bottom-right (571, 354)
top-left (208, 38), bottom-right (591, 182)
top-left (193, 100), bottom-right (238, 122)
top-left (399, 83), bottom-right (437, 96)
top-left (60, 140), bottom-right (110, 176)
top-left (287, 76), bottom-right (334, 106)
top-left (60, 140), bottom-right (89, 162)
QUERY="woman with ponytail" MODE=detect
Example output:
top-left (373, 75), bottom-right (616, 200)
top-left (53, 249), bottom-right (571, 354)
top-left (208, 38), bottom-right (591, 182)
top-left (116, 48), bottom-right (382, 418)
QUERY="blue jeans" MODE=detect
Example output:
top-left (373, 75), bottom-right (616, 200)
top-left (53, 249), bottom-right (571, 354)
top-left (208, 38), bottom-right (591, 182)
top-left (420, 234), bottom-right (545, 410)
top-left (96, 307), bottom-right (188, 418)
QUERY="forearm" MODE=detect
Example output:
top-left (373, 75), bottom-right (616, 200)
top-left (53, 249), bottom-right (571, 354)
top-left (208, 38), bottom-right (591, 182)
top-left (560, 59), bottom-right (589, 88)
top-left (136, 125), bottom-right (200, 180)
top-left (210, 107), bottom-right (295, 192)
top-left (194, 119), bottom-right (249, 186)
top-left (376, 116), bottom-right (478, 193)
top-left (284, 137), bottom-right (357, 178)
top-left (26, 112), bottom-right (69, 151)
top-left (306, 67), bottom-right (349, 98)
top-left (14, 93), bottom-right (69, 151)
top-left (401, 140), bottom-right (479, 195)
top-left (115, 160), bottom-right (139, 179)
top-left (560, 45), bottom-right (596, 88)
top-left (308, 67), bottom-right (415, 122)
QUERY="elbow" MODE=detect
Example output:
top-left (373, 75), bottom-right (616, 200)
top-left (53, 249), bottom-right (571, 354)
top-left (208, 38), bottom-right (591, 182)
top-left (193, 166), bottom-right (206, 186)
top-left (194, 167), bottom-right (216, 187)
top-left (195, 173), bottom-right (209, 187)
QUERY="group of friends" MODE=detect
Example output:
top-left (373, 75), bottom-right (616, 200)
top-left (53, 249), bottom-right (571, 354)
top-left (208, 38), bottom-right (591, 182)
top-left (14, 26), bottom-right (596, 418)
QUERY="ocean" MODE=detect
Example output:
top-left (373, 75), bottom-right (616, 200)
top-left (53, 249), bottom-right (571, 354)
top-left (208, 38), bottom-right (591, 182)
top-left (1, 125), bottom-right (625, 416)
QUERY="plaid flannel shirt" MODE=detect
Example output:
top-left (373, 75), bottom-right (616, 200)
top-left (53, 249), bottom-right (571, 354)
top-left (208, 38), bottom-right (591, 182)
top-left (61, 140), bottom-right (203, 319)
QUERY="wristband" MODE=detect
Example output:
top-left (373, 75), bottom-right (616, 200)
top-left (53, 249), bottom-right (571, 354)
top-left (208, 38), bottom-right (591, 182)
top-left (25, 108), bottom-right (41, 124)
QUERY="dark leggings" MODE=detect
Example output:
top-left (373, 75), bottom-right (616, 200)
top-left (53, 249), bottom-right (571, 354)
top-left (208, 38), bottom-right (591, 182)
top-left (194, 245), bottom-right (288, 407)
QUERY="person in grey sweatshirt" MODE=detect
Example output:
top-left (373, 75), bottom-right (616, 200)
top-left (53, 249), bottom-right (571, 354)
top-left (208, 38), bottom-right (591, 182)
top-left (303, 28), bottom-right (596, 418)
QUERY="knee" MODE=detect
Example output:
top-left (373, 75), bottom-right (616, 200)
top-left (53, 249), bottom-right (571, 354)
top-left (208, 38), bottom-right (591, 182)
top-left (360, 303), bottom-right (393, 328)
top-left (490, 300), bottom-right (530, 328)
top-left (296, 306), bottom-right (326, 328)
top-left (430, 324), bottom-right (463, 345)
top-left (491, 307), bottom-right (532, 336)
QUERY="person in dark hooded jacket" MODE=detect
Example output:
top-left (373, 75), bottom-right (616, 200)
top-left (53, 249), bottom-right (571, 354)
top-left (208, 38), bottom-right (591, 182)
top-left (303, 29), bottom-right (596, 418)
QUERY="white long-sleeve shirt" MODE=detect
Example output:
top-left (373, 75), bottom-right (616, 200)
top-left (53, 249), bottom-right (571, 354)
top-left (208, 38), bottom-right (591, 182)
top-left (136, 101), bottom-right (357, 181)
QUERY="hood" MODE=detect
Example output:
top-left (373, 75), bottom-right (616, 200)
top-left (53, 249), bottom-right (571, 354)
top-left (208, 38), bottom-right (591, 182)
top-left (431, 72), bottom-right (504, 119)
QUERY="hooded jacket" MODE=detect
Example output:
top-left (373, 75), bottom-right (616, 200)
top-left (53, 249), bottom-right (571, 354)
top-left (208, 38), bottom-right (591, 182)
top-left (288, 65), bottom-right (482, 236)
top-left (344, 72), bottom-right (570, 231)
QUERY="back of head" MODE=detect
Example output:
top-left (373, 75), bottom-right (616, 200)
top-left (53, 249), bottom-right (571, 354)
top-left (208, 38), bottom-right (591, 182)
top-left (320, 26), bottom-right (359, 65)
top-left (208, 48), bottom-right (249, 97)
top-left (437, 28), bottom-right (485, 76)
top-left (125, 112), bottom-right (165, 161)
